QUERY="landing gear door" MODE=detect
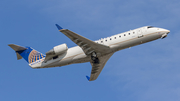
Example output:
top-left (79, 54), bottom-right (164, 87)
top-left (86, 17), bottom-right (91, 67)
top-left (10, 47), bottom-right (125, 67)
top-left (137, 29), bottom-right (143, 38)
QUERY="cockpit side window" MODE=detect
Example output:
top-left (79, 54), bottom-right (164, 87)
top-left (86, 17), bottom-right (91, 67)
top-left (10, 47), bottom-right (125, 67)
top-left (147, 26), bottom-right (154, 29)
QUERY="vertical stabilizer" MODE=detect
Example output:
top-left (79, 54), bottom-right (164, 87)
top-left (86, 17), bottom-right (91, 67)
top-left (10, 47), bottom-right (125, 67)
top-left (8, 44), bottom-right (45, 64)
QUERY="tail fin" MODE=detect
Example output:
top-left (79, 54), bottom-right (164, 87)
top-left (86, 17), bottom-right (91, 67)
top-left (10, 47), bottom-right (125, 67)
top-left (8, 44), bottom-right (45, 64)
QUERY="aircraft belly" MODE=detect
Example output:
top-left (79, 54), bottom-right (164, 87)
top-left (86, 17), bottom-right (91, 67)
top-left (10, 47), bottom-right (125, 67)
top-left (72, 54), bottom-right (90, 63)
top-left (43, 46), bottom-right (88, 68)
top-left (140, 33), bottom-right (160, 43)
top-left (44, 56), bottom-right (74, 67)
top-left (110, 33), bottom-right (160, 51)
top-left (29, 59), bottom-right (44, 68)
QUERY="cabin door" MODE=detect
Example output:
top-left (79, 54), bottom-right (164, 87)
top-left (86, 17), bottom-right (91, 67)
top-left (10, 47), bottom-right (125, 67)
top-left (137, 29), bottom-right (143, 38)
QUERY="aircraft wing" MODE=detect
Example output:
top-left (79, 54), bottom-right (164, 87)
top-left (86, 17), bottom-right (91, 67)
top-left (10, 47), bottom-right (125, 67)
top-left (55, 24), bottom-right (112, 55)
top-left (55, 24), bottom-right (113, 81)
top-left (87, 53), bottom-right (114, 81)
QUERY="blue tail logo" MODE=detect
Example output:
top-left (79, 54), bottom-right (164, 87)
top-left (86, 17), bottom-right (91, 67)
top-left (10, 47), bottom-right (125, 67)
top-left (28, 48), bottom-right (45, 63)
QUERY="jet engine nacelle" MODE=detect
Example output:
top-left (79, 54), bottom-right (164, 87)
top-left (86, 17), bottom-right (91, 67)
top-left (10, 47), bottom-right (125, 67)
top-left (46, 44), bottom-right (68, 55)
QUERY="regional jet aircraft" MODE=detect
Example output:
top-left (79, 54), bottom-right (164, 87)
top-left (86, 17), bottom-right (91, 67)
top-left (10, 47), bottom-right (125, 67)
top-left (8, 25), bottom-right (170, 81)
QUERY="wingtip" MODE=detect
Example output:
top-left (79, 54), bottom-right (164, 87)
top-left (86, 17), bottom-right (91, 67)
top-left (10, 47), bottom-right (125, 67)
top-left (55, 24), bottom-right (63, 30)
top-left (86, 76), bottom-right (90, 81)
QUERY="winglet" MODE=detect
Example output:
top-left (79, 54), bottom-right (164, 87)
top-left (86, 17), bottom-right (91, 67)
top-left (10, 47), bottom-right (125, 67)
top-left (86, 76), bottom-right (90, 81)
top-left (55, 24), bottom-right (63, 30)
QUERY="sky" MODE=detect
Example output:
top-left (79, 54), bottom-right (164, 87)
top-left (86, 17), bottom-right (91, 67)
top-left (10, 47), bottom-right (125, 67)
top-left (1, 0), bottom-right (180, 101)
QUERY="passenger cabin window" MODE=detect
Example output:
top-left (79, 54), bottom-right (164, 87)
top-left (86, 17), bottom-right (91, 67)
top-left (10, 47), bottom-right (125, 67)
top-left (110, 38), bottom-right (111, 40)
top-left (129, 33), bottom-right (130, 35)
top-left (119, 35), bottom-right (121, 37)
top-left (147, 26), bottom-right (154, 28)
top-left (114, 37), bottom-right (116, 39)
top-left (124, 34), bottom-right (126, 36)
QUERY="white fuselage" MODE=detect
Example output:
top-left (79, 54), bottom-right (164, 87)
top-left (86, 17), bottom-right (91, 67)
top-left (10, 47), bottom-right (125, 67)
top-left (30, 26), bottom-right (170, 68)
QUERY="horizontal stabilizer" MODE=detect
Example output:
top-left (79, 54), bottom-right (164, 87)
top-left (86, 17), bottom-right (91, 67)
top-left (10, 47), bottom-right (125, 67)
top-left (8, 44), bottom-right (27, 51)
top-left (8, 44), bottom-right (27, 60)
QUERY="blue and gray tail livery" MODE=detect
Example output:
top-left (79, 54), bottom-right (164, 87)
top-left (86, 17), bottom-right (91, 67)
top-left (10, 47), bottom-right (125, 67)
top-left (8, 44), bottom-right (45, 64)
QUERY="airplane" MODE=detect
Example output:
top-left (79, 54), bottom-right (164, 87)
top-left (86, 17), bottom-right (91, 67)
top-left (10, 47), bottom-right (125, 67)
top-left (8, 24), bottom-right (170, 81)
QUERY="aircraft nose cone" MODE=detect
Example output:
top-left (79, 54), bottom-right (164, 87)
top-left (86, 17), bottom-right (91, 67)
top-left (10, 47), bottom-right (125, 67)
top-left (161, 29), bottom-right (170, 39)
top-left (161, 28), bottom-right (170, 34)
top-left (164, 29), bottom-right (170, 34)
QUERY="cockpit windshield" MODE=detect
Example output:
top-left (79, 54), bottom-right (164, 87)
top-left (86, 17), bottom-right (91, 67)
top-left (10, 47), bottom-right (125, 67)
top-left (147, 26), bottom-right (154, 29)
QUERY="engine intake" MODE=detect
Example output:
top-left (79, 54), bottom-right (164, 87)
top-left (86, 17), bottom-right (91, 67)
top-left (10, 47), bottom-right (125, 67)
top-left (46, 44), bottom-right (68, 55)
